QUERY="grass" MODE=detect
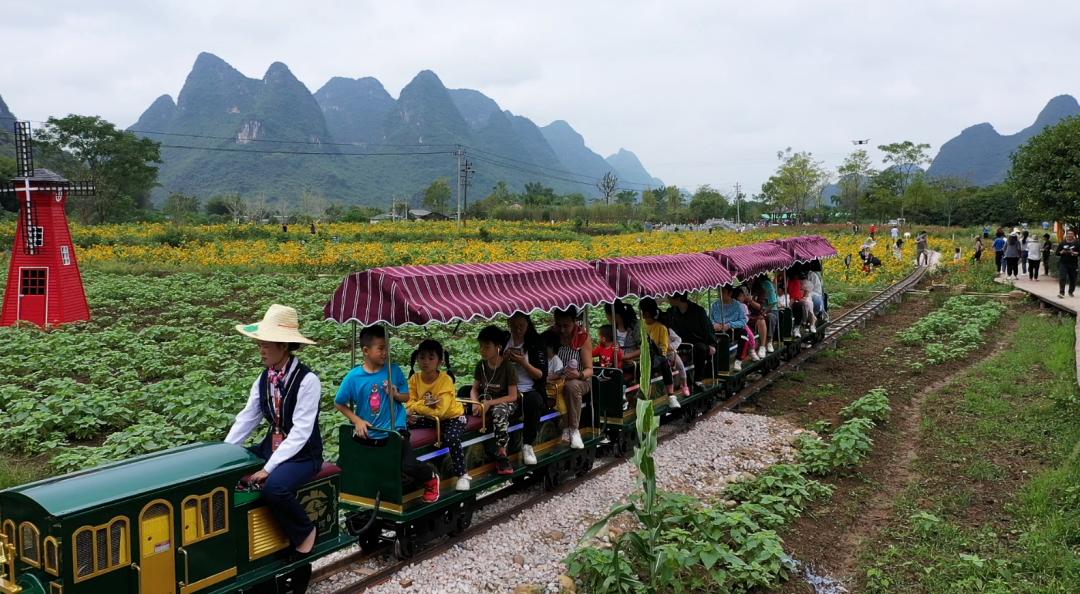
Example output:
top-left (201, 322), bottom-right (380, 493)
top-left (858, 313), bottom-right (1080, 593)
top-left (0, 456), bottom-right (47, 489)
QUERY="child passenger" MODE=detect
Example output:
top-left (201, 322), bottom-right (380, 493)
top-left (335, 326), bottom-right (440, 503)
top-left (593, 324), bottom-right (622, 369)
top-left (407, 339), bottom-right (470, 491)
top-left (470, 326), bottom-right (519, 475)
top-left (639, 298), bottom-right (682, 409)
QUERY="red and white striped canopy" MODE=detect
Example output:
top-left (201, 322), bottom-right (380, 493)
top-left (324, 260), bottom-right (618, 326)
top-left (771, 235), bottom-right (839, 263)
top-left (592, 252), bottom-right (734, 299)
top-left (708, 242), bottom-right (795, 282)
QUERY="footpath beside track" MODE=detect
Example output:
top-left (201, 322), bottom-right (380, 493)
top-left (312, 265), bottom-right (931, 594)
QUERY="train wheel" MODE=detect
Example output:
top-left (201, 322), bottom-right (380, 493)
top-left (575, 448), bottom-right (596, 477)
top-left (394, 531), bottom-right (418, 559)
top-left (450, 501), bottom-right (474, 535)
top-left (359, 530), bottom-right (382, 554)
top-left (543, 465), bottom-right (563, 490)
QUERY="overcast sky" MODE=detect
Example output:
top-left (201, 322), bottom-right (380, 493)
top-left (5, 0), bottom-right (1078, 195)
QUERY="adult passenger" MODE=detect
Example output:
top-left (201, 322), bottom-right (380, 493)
top-left (663, 293), bottom-right (718, 381)
top-left (1056, 229), bottom-right (1079, 298)
top-left (553, 307), bottom-right (592, 449)
top-left (711, 286), bottom-right (750, 371)
top-left (505, 312), bottom-right (548, 466)
top-left (226, 304), bottom-right (322, 554)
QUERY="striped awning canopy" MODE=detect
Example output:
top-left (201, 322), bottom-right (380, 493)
top-left (324, 260), bottom-right (618, 326)
top-left (592, 252), bottom-right (734, 299)
top-left (771, 235), bottom-right (839, 263)
top-left (708, 242), bottom-right (795, 282)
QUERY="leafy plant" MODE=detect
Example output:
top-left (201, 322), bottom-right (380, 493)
top-left (899, 296), bottom-right (1005, 366)
top-left (841, 387), bottom-right (892, 424)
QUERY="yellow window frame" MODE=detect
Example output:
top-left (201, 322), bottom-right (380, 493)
top-left (50, 583), bottom-right (63, 594)
top-left (71, 516), bottom-right (130, 583)
top-left (18, 522), bottom-right (40, 568)
top-left (181, 487), bottom-right (229, 545)
top-left (1, 520), bottom-right (13, 544)
top-left (43, 536), bottom-right (60, 576)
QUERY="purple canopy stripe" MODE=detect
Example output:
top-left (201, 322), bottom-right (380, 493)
top-left (324, 260), bottom-right (619, 326)
top-left (770, 235), bottom-right (839, 263)
top-left (708, 242), bottom-right (795, 283)
top-left (592, 252), bottom-right (734, 299)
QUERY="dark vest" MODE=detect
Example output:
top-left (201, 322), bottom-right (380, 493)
top-left (254, 360), bottom-right (323, 463)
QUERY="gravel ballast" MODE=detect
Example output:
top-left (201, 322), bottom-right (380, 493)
top-left (316, 410), bottom-right (803, 594)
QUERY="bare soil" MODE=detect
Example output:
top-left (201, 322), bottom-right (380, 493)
top-left (739, 290), bottom-right (1018, 592)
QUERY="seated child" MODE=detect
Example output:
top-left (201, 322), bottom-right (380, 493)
top-left (469, 326), bottom-right (519, 475)
top-left (335, 326), bottom-right (440, 503)
top-left (407, 339), bottom-right (470, 491)
top-left (639, 298), bottom-right (681, 409)
top-left (593, 324), bottom-right (623, 369)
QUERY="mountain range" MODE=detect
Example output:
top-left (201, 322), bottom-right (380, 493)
top-left (126, 53), bottom-right (663, 206)
top-left (926, 94), bottom-right (1080, 185)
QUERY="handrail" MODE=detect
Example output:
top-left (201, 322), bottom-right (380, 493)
top-left (456, 399), bottom-right (486, 432)
top-left (178, 546), bottom-right (189, 586)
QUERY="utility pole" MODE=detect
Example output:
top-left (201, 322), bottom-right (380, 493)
top-left (455, 147), bottom-right (464, 228)
top-left (459, 157), bottom-right (474, 224)
top-left (734, 182), bottom-right (742, 225)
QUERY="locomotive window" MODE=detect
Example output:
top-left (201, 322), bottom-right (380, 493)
top-left (72, 517), bottom-right (130, 583)
top-left (61, 245), bottom-right (72, 266)
top-left (181, 487), bottom-right (229, 545)
top-left (19, 269), bottom-right (46, 296)
top-left (19, 522), bottom-right (40, 567)
top-left (44, 536), bottom-right (60, 575)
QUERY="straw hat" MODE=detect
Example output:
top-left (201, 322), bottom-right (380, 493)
top-left (236, 304), bottom-right (316, 344)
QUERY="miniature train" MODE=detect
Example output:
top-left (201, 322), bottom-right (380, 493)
top-left (0, 235), bottom-right (836, 594)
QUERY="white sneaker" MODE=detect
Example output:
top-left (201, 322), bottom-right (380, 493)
top-left (455, 475), bottom-right (471, 491)
top-left (766, 343), bottom-right (775, 353)
top-left (733, 360), bottom-right (743, 372)
top-left (749, 349), bottom-right (761, 361)
top-left (560, 429), bottom-right (571, 443)
top-left (570, 430), bottom-right (584, 449)
top-left (809, 325), bottom-right (817, 334)
top-left (793, 327), bottom-right (801, 338)
top-left (668, 394), bottom-right (681, 409)
top-left (522, 444), bottom-right (537, 465)
top-left (756, 346), bottom-right (766, 359)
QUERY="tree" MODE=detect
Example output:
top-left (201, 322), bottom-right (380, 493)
top-left (760, 148), bottom-right (827, 216)
top-left (877, 140), bottom-right (932, 219)
top-left (597, 171), bottom-right (619, 205)
top-left (687, 185), bottom-right (728, 222)
top-left (244, 195), bottom-right (270, 222)
top-left (837, 149), bottom-right (874, 223)
top-left (929, 176), bottom-right (968, 227)
top-left (1009, 115), bottom-right (1080, 229)
top-left (522, 182), bottom-right (558, 206)
top-left (162, 192), bottom-right (200, 223)
top-left (214, 193), bottom-right (245, 224)
top-left (35, 115), bottom-right (162, 223)
top-left (615, 189), bottom-right (638, 206)
top-left (298, 190), bottom-right (329, 221)
top-left (422, 177), bottom-right (452, 213)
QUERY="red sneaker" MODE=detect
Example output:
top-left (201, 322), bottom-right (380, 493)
top-left (422, 475), bottom-right (440, 503)
top-left (495, 456), bottom-right (514, 475)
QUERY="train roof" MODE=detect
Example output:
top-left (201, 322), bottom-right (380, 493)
top-left (0, 442), bottom-right (262, 517)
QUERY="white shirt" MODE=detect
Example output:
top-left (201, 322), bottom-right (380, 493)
top-left (891, 227), bottom-right (899, 239)
top-left (548, 354), bottom-right (564, 378)
top-left (505, 337), bottom-right (535, 393)
top-left (225, 358), bottom-right (322, 474)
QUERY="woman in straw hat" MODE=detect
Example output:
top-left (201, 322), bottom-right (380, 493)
top-left (225, 304), bottom-right (322, 554)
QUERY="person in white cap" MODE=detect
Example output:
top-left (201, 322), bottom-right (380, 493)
top-left (226, 304), bottom-right (323, 554)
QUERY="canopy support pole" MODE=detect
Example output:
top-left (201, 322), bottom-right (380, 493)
top-left (350, 321), bottom-right (357, 368)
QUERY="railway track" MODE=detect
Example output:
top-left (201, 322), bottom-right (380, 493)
top-left (312, 266), bottom-right (930, 594)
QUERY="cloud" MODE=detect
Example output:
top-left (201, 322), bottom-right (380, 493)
top-left (3, 0), bottom-right (1079, 194)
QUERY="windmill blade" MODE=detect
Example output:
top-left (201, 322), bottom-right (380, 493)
top-left (67, 181), bottom-right (96, 196)
top-left (0, 182), bottom-right (17, 212)
top-left (14, 121), bottom-right (34, 178)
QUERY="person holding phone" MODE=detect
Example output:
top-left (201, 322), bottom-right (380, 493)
top-left (1056, 229), bottom-right (1079, 298)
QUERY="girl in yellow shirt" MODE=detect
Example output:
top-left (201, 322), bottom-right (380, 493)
top-left (407, 339), bottom-right (470, 491)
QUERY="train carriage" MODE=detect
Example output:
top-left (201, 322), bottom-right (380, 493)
top-left (323, 259), bottom-right (618, 557)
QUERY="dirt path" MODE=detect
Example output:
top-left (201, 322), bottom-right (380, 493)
top-left (742, 291), bottom-right (1017, 592)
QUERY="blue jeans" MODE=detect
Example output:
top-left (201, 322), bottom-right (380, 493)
top-left (261, 456), bottom-right (320, 547)
top-left (811, 294), bottom-right (824, 316)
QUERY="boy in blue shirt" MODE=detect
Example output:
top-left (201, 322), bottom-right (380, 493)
top-left (336, 326), bottom-right (440, 503)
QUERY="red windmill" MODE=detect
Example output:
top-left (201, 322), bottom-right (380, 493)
top-left (0, 121), bottom-right (94, 326)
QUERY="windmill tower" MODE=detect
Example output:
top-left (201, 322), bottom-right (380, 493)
top-left (0, 121), bottom-right (94, 326)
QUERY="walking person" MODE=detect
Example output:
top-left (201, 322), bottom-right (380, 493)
top-left (915, 231), bottom-right (929, 266)
top-left (993, 230), bottom-right (1006, 274)
top-left (1056, 229), bottom-right (1079, 298)
top-left (1020, 230), bottom-right (1030, 274)
top-left (1025, 232), bottom-right (1042, 280)
top-left (1042, 233), bottom-right (1053, 276)
top-left (1003, 232), bottom-right (1022, 280)
top-left (973, 236), bottom-right (984, 262)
